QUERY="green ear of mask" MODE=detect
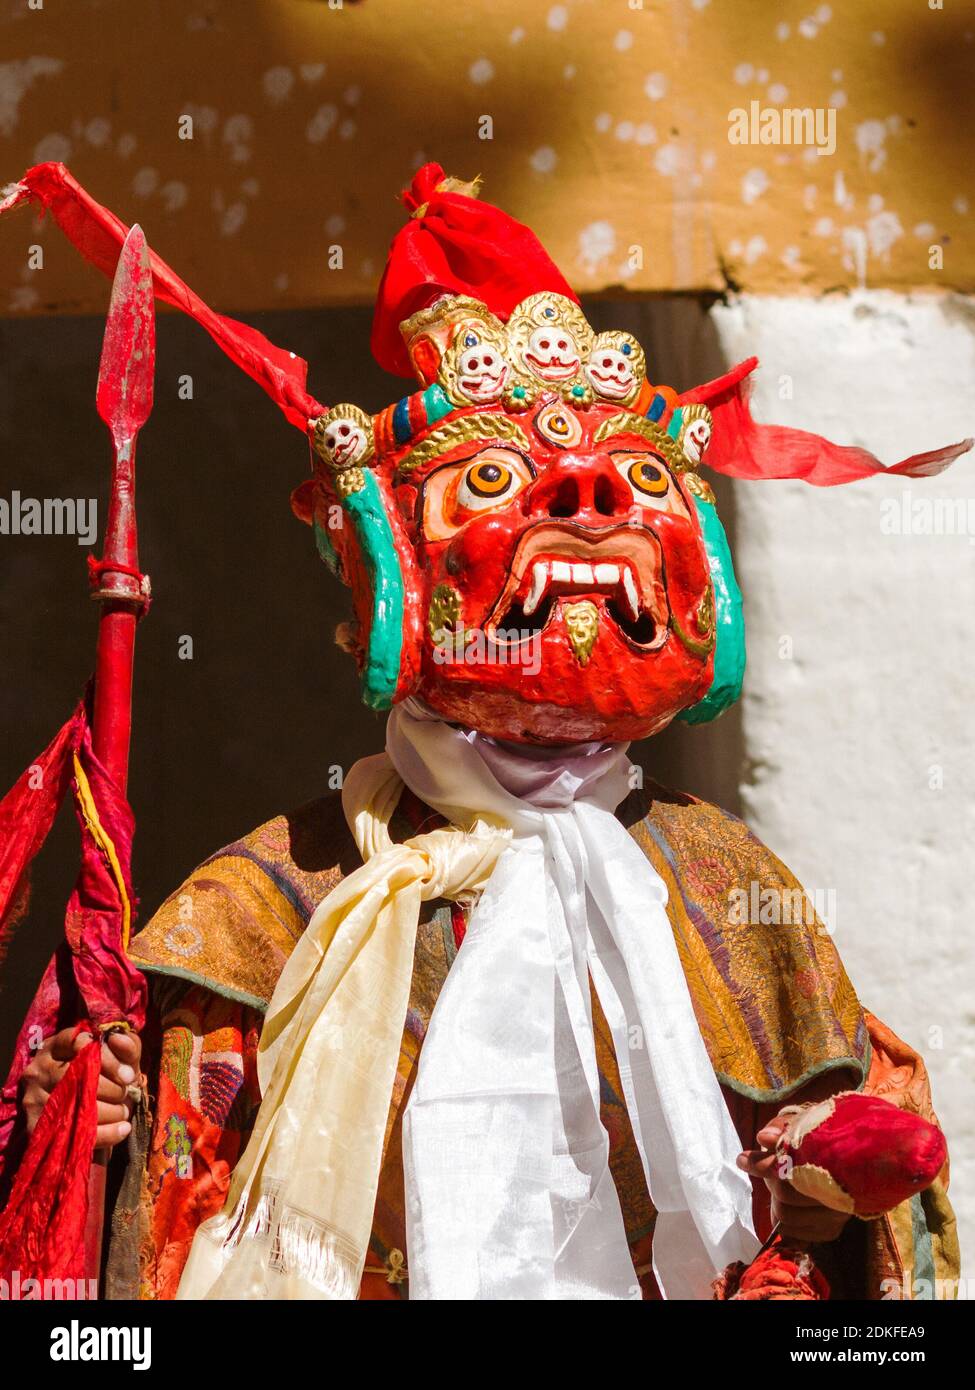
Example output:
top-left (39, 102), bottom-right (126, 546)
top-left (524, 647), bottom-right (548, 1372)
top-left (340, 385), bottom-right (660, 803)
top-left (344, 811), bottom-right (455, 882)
top-left (336, 471), bottom-right (407, 712)
top-left (678, 493), bottom-right (746, 725)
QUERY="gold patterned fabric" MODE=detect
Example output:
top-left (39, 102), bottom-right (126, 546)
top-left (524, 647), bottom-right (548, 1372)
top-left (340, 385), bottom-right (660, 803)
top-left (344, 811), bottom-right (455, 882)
top-left (129, 795), bottom-right (357, 1009)
top-left (618, 786), bottom-right (868, 1100)
top-left (125, 782), bottom-right (957, 1300)
top-left (132, 782), bottom-right (869, 1102)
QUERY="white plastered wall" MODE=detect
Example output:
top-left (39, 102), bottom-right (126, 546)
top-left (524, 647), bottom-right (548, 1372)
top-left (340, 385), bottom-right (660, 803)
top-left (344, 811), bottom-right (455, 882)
top-left (710, 292), bottom-right (975, 1272)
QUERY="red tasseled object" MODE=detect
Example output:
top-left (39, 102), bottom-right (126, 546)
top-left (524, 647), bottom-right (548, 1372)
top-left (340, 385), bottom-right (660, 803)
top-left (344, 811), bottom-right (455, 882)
top-left (0, 1036), bottom-right (100, 1284)
top-left (780, 1091), bottom-right (947, 1217)
top-left (713, 1235), bottom-right (831, 1301)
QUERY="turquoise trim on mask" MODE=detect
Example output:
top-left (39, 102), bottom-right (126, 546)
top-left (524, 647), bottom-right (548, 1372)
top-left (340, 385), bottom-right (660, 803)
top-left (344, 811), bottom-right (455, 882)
top-left (678, 493), bottom-right (746, 725)
top-left (312, 515), bottom-right (342, 578)
top-left (341, 471), bottom-right (405, 710)
top-left (422, 383), bottom-right (454, 425)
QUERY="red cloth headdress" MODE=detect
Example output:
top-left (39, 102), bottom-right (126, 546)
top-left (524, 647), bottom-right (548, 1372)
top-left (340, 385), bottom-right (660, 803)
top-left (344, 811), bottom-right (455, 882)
top-left (371, 163), bottom-right (578, 377)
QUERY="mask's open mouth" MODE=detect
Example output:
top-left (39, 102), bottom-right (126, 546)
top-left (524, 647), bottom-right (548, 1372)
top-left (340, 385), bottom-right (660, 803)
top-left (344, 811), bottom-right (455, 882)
top-left (605, 598), bottom-right (659, 646)
top-left (485, 523), bottom-right (670, 651)
top-left (493, 593), bottom-right (556, 640)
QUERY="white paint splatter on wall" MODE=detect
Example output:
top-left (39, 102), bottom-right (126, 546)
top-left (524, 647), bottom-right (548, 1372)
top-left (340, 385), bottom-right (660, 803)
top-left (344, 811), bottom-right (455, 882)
top-left (263, 67), bottom-right (295, 105)
top-left (33, 131), bottom-right (71, 163)
top-left (855, 119), bottom-right (889, 174)
top-left (306, 104), bottom-right (337, 143)
top-left (160, 181), bottom-right (189, 213)
top-left (132, 167), bottom-right (159, 198)
top-left (577, 221), bottom-right (616, 273)
top-left (530, 146), bottom-right (557, 174)
top-left (469, 58), bottom-right (494, 85)
top-left (220, 202), bottom-right (247, 237)
top-left (85, 117), bottom-right (111, 148)
top-left (741, 167), bottom-right (771, 206)
top-left (0, 57), bottom-right (63, 138)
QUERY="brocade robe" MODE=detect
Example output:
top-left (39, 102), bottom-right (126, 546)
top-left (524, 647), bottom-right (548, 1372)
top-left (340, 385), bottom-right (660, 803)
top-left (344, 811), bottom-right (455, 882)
top-left (104, 783), bottom-right (958, 1301)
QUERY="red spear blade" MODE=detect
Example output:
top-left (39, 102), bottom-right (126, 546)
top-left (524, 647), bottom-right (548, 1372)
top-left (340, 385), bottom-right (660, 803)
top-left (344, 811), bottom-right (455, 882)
top-left (96, 223), bottom-right (155, 440)
top-left (90, 222), bottom-right (156, 782)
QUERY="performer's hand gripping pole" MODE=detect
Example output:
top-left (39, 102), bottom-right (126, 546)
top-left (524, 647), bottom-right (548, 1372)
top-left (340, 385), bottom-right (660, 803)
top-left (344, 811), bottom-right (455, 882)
top-left (83, 224), bottom-right (155, 1286)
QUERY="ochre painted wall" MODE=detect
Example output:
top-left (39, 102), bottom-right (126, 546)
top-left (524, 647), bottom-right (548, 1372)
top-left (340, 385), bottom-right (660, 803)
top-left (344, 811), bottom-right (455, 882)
top-left (1, 0), bottom-right (972, 318)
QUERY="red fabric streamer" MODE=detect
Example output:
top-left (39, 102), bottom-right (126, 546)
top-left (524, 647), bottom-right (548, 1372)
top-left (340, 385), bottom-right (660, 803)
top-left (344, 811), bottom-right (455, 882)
top-left (0, 163), bottom-right (323, 431)
top-left (0, 703), bottom-right (145, 1249)
top-left (66, 723), bottom-right (146, 1031)
top-left (371, 162), bottom-right (579, 378)
top-left (0, 1035), bottom-right (100, 1289)
top-left (683, 357), bottom-right (972, 487)
top-left (0, 704), bottom-right (85, 959)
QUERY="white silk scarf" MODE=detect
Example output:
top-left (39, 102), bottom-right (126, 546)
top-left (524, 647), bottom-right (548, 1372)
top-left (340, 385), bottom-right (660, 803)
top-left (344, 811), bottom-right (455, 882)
top-left (177, 701), bottom-right (757, 1301)
top-left (388, 703), bottom-right (757, 1300)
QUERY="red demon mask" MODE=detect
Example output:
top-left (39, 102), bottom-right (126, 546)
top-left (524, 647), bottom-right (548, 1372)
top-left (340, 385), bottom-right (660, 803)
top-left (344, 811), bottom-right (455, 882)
top-left (294, 289), bottom-right (728, 744)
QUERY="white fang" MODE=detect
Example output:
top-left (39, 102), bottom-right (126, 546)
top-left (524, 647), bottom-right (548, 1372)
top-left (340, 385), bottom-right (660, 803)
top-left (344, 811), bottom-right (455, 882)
top-left (523, 561), bottom-right (549, 616)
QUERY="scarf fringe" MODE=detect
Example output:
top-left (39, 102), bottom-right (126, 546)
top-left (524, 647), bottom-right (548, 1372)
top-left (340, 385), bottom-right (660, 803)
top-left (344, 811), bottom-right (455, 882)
top-left (215, 1185), bottom-right (362, 1300)
top-left (270, 1210), bottom-right (363, 1300)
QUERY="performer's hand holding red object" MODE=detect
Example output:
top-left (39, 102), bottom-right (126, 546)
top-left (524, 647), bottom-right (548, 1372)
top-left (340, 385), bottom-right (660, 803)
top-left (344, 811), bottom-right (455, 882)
top-left (20, 1029), bottom-right (142, 1150)
top-left (737, 1111), bottom-right (850, 1244)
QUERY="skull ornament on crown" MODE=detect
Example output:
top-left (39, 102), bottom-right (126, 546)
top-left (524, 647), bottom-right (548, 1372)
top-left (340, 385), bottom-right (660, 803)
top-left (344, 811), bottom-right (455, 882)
top-left (293, 171), bottom-right (745, 744)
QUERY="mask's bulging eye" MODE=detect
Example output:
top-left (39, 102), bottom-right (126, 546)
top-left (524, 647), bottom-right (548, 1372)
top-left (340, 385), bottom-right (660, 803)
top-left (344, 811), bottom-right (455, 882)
top-left (626, 459), bottom-right (669, 497)
top-left (420, 447), bottom-right (533, 540)
top-left (458, 460), bottom-right (514, 506)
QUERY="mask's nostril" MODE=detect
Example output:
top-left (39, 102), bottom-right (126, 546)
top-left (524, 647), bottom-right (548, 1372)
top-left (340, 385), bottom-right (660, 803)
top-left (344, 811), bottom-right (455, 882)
top-left (594, 474), bottom-right (621, 516)
top-left (546, 478), bottom-right (579, 518)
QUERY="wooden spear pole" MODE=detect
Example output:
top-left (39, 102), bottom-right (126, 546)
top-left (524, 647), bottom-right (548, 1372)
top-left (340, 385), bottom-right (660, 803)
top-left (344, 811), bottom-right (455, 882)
top-left (82, 223), bottom-right (155, 1287)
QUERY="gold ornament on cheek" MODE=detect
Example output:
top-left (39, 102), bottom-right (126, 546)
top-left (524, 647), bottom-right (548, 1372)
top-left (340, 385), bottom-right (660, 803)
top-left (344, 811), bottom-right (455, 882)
top-left (669, 587), bottom-right (717, 658)
top-left (696, 585), bottom-right (715, 640)
top-left (564, 600), bottom-right (600, 666)
top-left (428, 583), bottom-right (463, 643)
